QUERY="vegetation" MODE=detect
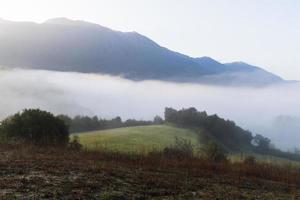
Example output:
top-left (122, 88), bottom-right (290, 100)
top-left (0, 144), bottom-right (299, 199)
top-left (165, 107), bottom-right (253, 151)
top-left (0, 109), bottom-right (299, 198)
top-left (161, 137), bottom-right (194, 159)
top-left (243, 155), bottom-right (256, 165)
top-left (202, 142), bottom-right (228, 163)
top-left (165, 107), bottom-right (300, 162)
top-left (68, 135), bottom-right (82, 151)
top-left (72, 125), bottom-right (200, 153)
top-left (58, 114), bottom-right (163, 133)
top-left (2, 108), bottom-right (300, 163)
top-left (0, 109), bottom-right (69, 146)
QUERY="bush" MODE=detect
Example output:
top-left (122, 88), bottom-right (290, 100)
top-left (162, 137), bottom-right (193, 159)
top-left (203, 142), bottom-right (227, 163)
top-left (243, 155), bottom-right (256, 165)
top-left (68, 135), bottom-right (82, 151)
top-left (0, 109), bottom-right (69, 146)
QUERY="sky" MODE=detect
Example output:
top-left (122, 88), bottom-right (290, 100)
top-left (0, 0), bottom-right (299, 80)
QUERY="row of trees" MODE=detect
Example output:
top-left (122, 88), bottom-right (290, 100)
top-left (1, 107), bottom-right (300, 162)
top-left (0, 109), bottom-right (164, 147)
top-left (0, 107), bottom-right (280, 151)
top-left (57, 115), bottom-right (164, 133)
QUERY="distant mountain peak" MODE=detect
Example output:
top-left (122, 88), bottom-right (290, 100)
top-left (197, 56), bottom-right (216, 61)
top-left (226, 61), bottom-right (253, 66)
top-left (195, 56), bottom-right (222, 64)
top-left (44, 18), bottom-right (96, 26)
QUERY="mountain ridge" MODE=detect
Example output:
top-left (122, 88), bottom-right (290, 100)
top-left (0, 18), bottom-right (284, 86)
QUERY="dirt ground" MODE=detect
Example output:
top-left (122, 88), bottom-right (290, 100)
top-left (0, 146), bottom-right (299, 200)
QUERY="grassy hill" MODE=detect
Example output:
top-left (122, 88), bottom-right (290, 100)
top-left (72, 125), bottom-right (200, 153)
top-left (72, 125), bottom-right (300, 166)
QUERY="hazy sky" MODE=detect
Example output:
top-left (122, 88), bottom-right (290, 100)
top-left (1, 0), bottom-right (299, 80)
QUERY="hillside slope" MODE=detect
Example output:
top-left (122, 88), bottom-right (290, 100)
top-left (73, 125), bottom-right (200, 153)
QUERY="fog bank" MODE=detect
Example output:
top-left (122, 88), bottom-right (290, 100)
top-left (1, 68), bottom-right (300, 149)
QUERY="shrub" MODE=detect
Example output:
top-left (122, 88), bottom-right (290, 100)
top-left (0, 109), bottom-right (69, 146)
top-left (68, 135), bottom-right (83, 151)
top-left (162, 137), bottom-right (193, 159)
top-left (243, 155), bottom-right (256, 165)
top-left (203, 142), bottom-right (227, 163)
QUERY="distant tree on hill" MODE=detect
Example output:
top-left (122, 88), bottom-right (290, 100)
top-left (165, 107), bottom-right (207, 126)
top-left (153, 116), bottom-right (164, 124)
top-left (58, 114), bottom-right (161, 133)
top-left (253, 134), bottom-right (271, 151)
top-left (164, 107), bottom-right (253, 151)
top-left (164, 108), bottom-right (178, 124)
top-left (0, 109), bottom-right (69, 146)
top-left (123, 119), bottom-right (152, 127)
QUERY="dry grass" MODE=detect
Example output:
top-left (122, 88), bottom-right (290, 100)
top-left (0, 144), bottom-right (299, 199)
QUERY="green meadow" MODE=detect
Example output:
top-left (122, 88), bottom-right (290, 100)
top-left (72, 125), bottom-right (200, 154)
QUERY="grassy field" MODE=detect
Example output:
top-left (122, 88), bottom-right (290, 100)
top-left (72, 125), bottom-right (200, 153)
top-left (72, 125), bottom-right (300, 168)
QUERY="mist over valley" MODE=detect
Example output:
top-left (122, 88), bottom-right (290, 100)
top-left (1, 68), bottom-right (299, 150)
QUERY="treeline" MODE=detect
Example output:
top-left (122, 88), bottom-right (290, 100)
top-left (164, 107), bottom-right (300, 161)
top-left (164, 107), bottom-right (253, 152)
top-left (57, 115), bottom-right (164, 133)
top-left (2, 107), bottom-right (300, 162)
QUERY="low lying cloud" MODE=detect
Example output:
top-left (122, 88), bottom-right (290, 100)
top-left (1, 68), bottom-right (300, 149)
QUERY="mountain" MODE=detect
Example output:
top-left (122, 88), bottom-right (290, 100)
top-left (194, 57), bottom-right (228, 73)
top-left (194, 58), bottom-right (283, 85)
top-left (0, 18), bottom-right (283, 85)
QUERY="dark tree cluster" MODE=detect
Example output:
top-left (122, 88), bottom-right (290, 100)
top-left (58, 115), bottom-right (164, 133)
top-left (164, 107), bottom-right (300, 161)
top-left (0, 109), bottom-right (69, 146)
top-left (252, 134), bottom-right (271, 151)
top-left (165, 107), bottom-right (253, 151)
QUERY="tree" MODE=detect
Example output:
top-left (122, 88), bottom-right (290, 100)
top-left (164, 107), bottom-right (253, 151)
top-left (164, 107), bottom-right (178, 123)
top-left (253, 134), bottom-right (271, 151)
top-left (0, 109), bottom-right (69, 146)
top-left (153, 115), bottom-right (164, 124)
